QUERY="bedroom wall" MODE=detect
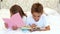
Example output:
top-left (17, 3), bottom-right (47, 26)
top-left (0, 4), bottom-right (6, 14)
top-left (0, 0), bottom-right (1, 9)
top-left (1, 0), bottom-right (59, 12)
top-left (57, 0), bottom-right (60, 14)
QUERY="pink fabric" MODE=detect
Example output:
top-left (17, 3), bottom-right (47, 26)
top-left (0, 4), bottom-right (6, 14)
top-left (3, 13), bottom-right (26, 28)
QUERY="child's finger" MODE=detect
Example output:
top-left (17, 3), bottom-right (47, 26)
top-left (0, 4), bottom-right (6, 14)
top-left (12, 26), bottom-right (18, 30)
top-left (4, 23), bottom-right (8, 29)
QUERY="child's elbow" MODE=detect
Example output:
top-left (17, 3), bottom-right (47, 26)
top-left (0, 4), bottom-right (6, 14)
top-left (45, 25), bottom-right (50, 30)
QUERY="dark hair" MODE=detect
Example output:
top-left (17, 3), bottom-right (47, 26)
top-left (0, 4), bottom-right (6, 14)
top-left (10, 4), bottom-right (27, 17)
top-left (31, 3), bottom-right (43, 14)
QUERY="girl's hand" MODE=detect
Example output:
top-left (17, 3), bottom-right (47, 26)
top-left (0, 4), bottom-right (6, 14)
top-left (4, 23), bottom-right (8, 29)
top-left (12, 26), bottom-right (18, 30)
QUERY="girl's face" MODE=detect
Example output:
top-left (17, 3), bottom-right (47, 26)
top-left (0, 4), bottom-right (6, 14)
top-left (32, 12), bottom-right (42, 22)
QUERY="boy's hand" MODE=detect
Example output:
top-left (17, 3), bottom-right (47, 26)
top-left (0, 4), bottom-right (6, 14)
top-left (30, 24), bottom-right (36, 28)
top-left (12, 26), bottom-right (18, 30)
top-left (29, 24), bottom-right (37, 32)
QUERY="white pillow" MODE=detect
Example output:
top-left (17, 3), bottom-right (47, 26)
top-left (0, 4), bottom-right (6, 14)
top-left (44, 7), bottom-right (59, 16)
top-left (0, 9), bottom-right (10, 18)
top-left (24, 11), bottom-right (31, 17)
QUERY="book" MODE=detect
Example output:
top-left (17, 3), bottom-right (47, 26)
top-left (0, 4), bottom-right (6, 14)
top-left (3, 13), bottom-right (26, 28)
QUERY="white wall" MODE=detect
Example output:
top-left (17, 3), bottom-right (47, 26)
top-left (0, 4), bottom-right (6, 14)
top-left (57, 0), bottom-right (60, 14)
top-left (1, 0), bottom-right (59, 12)
top-left (0, 0), bottom-right (1, 9)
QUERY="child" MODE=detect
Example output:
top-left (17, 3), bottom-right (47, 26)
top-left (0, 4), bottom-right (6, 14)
top-left (26, 3), bottom-right (50, 32)
top-left (4, 4), bottom-right (27, 30)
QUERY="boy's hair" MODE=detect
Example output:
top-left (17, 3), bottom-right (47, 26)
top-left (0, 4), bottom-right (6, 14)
top-left (10, 4), bottom-right (27, 17)
top-left (31, 3), bottom-right (43, 14)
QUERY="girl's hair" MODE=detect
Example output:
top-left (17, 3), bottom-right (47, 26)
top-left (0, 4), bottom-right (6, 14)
top-left (10, 4), bottom-right (27, 17)
top-left (31, 3), bottom-right (43, 14)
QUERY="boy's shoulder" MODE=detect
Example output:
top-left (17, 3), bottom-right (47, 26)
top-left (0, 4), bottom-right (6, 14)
top-left (41, 14), bottom-right (47, 18)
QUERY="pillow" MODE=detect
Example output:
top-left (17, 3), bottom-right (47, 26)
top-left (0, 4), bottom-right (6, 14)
top-left (44, 7), bottom-right (59, 16)
top-left (0, 9), bottom-right (10, 18)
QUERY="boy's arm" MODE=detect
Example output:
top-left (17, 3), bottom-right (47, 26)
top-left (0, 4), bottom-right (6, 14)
top-left (45, 25), bottom-right (50, 30)
top-left (40, 25), bottom-right (50, 31)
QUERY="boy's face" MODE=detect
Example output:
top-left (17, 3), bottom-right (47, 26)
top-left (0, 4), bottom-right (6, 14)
top-left (32, 12), bottom-right (42, 22)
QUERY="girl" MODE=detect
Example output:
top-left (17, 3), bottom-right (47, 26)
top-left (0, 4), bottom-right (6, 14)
top-left (4, 4), bottom-right (27, 30)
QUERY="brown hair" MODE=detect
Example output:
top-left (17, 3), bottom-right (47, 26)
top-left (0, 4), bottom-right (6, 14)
top-left (31, 3), bottom-right (43, 14)
top-left (10, 4), bottom-right (27, 18)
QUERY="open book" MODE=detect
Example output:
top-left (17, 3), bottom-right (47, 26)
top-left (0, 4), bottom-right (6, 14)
top-left (3, 13), bottom-right (26, 28)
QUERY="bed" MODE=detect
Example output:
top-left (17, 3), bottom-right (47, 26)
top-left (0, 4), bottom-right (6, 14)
top-left (0, 8), bottom-right (60, 34)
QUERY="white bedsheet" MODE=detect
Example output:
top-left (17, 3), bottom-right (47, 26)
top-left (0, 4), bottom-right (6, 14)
top-left (0, 15), bottom-right (60, 34)
top-left (0, 8), bottom-right (60, 34)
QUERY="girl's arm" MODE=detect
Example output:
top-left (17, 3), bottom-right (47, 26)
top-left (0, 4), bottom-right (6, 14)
top-left (4, 23), bottom-right (8, 29)
top-left (12, 25), bottom-right (18, 30)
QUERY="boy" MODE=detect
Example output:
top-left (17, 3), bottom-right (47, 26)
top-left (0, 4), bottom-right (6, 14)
top-left (26, 3), bottom-right (50, 32)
